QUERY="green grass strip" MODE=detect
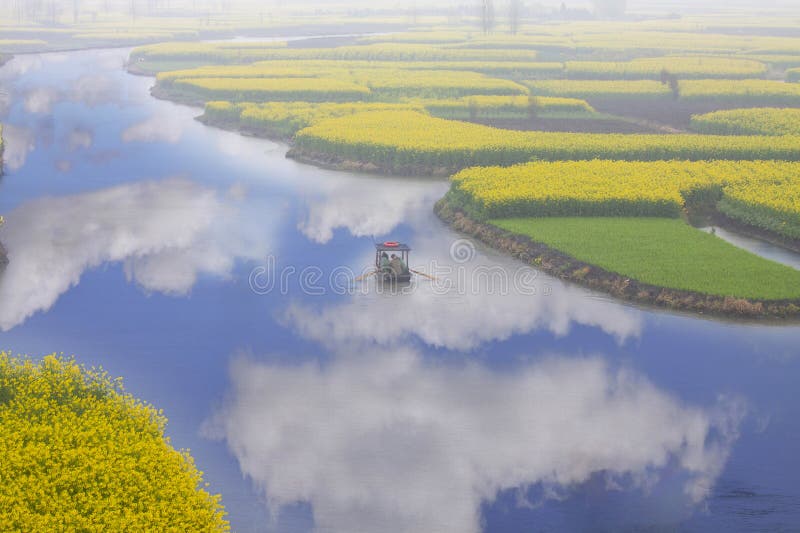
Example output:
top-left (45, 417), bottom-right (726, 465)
top-left (491, 217), bottom-right (800, 300)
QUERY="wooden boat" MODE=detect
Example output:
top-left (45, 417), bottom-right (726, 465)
top-left (374, 241), bottom-right (412, 283)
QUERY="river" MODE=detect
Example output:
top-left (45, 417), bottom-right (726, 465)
top-left (1, 48), bottom-right (799, 533)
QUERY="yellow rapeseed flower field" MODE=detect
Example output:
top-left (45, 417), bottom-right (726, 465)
top-left (293, 110), bottom-right (800, 167)
top-left (0, 353), bottom-right (229, 532)
top-left (564, 56), bottom-right (768, 79)
top-left (526, 79), bottom-right (800, 104)
top-left (173, 76), bottom-right (371, 102)
top-left (448, 160), bottom-right (800, 238)
top-left (691, 108), bottom-right (800, 135)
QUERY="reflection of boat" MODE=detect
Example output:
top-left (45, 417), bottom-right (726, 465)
top-left (374, 241), bottom-right (412, 283)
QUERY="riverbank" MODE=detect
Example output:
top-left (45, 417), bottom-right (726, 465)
top-left (434, 197), bottom-right (800, 319)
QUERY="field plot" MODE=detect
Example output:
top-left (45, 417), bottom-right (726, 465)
top-left (526, 80), bottom-right (671, 99)
top-left (564, 57), bottom-right (768, 79)
top-left (527, 79), bottom-right (800, 105)
top-left (133, 42), bottom-right (540, 64)
top-left (491, 218), bottom-right (800, 300)
top-left (448, 160), bottom-right (800, 239)
top-left (293, 111), bottom-right (800, 169)
top-left (154, 60), bottom-right (565, 81)
top-left (690, 108), bottom-right (800, 135)
top-left (173, 77), bottom-right (371, 102)
top-left (204, 101), bottom-right (423, 137)
top-left (160, 65), bottom-right (528, 101)
top-left (422, 95), bottom-right (595, 118)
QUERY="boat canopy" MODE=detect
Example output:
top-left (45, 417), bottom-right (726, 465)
top-left (374, 241), bottom-right (411, 252)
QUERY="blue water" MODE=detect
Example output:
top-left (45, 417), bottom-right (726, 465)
top-left (1, 48), bottom-right (800, 533)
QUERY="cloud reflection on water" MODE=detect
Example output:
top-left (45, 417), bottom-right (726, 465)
top-left (0, 124), bottom-right (35, 172)
top-left (121, 115), bottom-right (185, 144)
top-left (282, 234), bottom-right (643, 349)
top-left (205, 350), bottom-right (744, 533)
top-left (297, 176), bottom-right (449, 244)
top-left (0, 177), bottom-right (269, 330)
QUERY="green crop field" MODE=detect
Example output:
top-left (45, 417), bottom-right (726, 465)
top-left (491, 217), bottom-right (800, 300)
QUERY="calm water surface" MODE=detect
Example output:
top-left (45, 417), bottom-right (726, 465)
top-left (1, 49), bottom-right (800, 533)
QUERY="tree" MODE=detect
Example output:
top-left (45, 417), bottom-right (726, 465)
top-left (660, 69), bottom-right (680, 100)
top-left (527, 95), bottom-right (540, 120)
top-left (592, 0), bottom-right (626, 18)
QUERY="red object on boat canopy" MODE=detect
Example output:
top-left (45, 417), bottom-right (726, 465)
top-left (383, 241), bottom-right (400, 247)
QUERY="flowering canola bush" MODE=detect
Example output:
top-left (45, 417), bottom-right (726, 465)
top-left (173, 77), bottom-right (371, 102)
top-left (690, 108), bottom-right (800, 135)
top-left (527, 79), bottom-right (800, 105)
top-left (422, 95), bottom-right (594, 118)
top-left (158, 60), bottom-right (563, 83)
top-left (130, 41), bottom-right (288, 63)
top-left (164, 66), bottom-right (527, 100)
top-left (0, 353), bottom-right (229, 532)
top-left (448, 160), bottom-right (800, 238)
top-left (679, 79), bottom-right (800, 104)
top-left (294, 110), bottom-right (800, 168)
top-left (526, 79), bottom-right (672, 99)
top-left (564, 56), bottom-right (768, 80)
top-left (242, 102), bottom-right (426, 136)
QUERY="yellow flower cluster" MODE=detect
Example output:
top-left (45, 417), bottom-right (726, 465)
top-left (527, 78), bottom-right (800, 104)
top-left (202, 96), bottom-right (595, 137)
top-left (720, 173), bottom-right (800, 238)
top-left (294, 110), bottom-right (800, 167)
top-left (526, 79), bottom-right (671, 99)
top-left (420, 95), bottom-right (594, 117)
top-left (0, 39), bottom-right (48, 47)
top-left (691, 108), bottom-right (800, 135)
top-left (357, 31), bottom-right (470, 44)
top-left (135, 42), bottom-right (538, 64)
top-left (679, 79), bottom-right (800, 104)
top-left (0, 352), bottom-right (229, 532)
top-left (437, 28), bottom-right (800, 55)
top-left (229, 101), bottom-right (423, 136)
top-left (174, 77), bottom-right (371, 102)
top-left (449, 160), bottom-right (800, 237)
top-left (156, 59), bottom-right (563, 84)
top-left (130, 40), bottom-right (287, 63)
top-left (168, 67), bottom-right (528, 101)
top-left (157, 64), bottom-right (321, 85)
top-left (742, 55), bottom-right (800, 69)
top-left (565, 56), bottom-right (767, 80)
top-left (349, 69), bottom-right (527, 98)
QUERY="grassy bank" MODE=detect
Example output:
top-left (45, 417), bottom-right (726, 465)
top-left (435, 200), bottom-right (800, 318)
top-left (492, 217), bottom-right (800, 300)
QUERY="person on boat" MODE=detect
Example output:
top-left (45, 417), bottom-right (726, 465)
top-left (389, 254), bottom-right (404, 276)
top-left (379, 252), bottom-right (391, 272)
